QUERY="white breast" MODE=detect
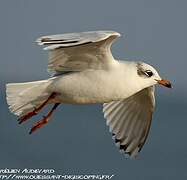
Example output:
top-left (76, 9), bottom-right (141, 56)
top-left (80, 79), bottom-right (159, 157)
top-left (47, 63), bottom-right (141, 104)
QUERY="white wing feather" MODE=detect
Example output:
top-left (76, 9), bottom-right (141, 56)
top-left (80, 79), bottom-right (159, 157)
top-left (36, 31), bottom-right (120, 74)
top-left (103, 86), bottom-right (155, 157)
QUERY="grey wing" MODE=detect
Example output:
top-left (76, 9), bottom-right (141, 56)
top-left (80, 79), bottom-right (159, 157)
top-left (103, 86), bottom-right (155, 158)
top-left (36, 31), bottom-right (120, 75)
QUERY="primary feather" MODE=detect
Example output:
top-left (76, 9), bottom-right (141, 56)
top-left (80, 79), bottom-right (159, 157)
top-left (103, 86), bottom-right (155, 157)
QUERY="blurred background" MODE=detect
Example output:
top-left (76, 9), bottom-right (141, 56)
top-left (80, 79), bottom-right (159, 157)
top-left (0, 0), bottom-right (186, 179)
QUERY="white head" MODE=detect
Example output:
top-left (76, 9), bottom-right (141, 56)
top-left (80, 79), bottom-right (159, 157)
top-left (135, 62), bottom-right (171, 89)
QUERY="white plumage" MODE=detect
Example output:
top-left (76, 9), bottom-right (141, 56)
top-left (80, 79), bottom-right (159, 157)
top-left (6, 80), bottom-right (50, 116)
top-left (36, 31), bottom-right (120, 74)
top-left (6, 30), bottom-right (171, 157)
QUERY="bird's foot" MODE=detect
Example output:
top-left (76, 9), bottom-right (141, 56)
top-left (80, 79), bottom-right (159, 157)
top-left (29, 115), bottom-right (49, 134)
top-left (18, 92), bottom-right (57, 124)
top-left (29, 103), bottom-right (60, 134)
top-left (18, 109), bottom-right (37, 124)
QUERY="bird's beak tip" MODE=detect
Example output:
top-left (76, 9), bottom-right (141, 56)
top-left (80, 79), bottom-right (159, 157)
top-left (156, 79), bottom-right (172, 88)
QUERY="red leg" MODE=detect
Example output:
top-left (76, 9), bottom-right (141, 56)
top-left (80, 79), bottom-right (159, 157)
top-left (18, 92), bottom-right (57, 124)
top-left (29, 103), bottom-right (60, 134)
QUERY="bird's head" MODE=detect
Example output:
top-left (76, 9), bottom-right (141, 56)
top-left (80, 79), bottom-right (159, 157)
top-left (136, 62), bottom-right (172, 88)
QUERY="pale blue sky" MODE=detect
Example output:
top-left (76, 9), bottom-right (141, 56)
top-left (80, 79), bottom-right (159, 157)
top-left (0, 1), bottom-right (186, 179)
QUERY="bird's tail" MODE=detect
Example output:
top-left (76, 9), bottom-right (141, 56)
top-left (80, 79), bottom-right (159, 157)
top-left (6, 80), bottom-right (51, 117)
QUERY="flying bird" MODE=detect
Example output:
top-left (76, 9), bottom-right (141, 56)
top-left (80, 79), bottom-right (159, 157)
top-left (6, 31), bottom-right (171, 157)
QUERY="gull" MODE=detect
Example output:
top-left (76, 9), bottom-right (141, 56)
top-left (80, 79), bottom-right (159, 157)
top-left (6, 31), bottom-right (171, 157)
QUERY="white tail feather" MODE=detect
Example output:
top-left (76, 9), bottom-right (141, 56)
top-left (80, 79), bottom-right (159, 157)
top-left (6, 80), bottom-right (51, 117)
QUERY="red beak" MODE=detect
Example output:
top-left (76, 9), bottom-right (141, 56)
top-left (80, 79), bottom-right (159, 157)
top-left (156, 79), bottom-right (172, 88)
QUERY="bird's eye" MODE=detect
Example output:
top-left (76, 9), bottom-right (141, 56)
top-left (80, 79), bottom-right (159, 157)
top-left (145, 70), bottom-right (153, 77)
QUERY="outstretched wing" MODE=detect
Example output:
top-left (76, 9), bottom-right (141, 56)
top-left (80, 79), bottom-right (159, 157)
top-left (103, 86), bottom-right (155, 158)
top-left (36, 31), bottom-right (120, 75)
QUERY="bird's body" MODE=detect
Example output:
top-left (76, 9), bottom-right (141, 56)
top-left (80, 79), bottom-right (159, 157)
top-left (6, 30), bottom-right (171, 157)
top-left (48, 61), bottom-right (146, 104)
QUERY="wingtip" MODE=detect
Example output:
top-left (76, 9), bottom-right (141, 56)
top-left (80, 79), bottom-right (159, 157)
top-left (114, 31), bottom-right (121, 37)
top-left (35, 36), bottom-right (50, 45)
top-left (107, 31), bottom-right (121, 37)
top-left (35, 38), bottom-right (43, 45)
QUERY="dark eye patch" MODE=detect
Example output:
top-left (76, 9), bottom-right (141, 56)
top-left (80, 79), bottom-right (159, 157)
top-left (137, 63), bottom-right (146, 76)
top-left (145, 70), bottom-right (153, 77)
